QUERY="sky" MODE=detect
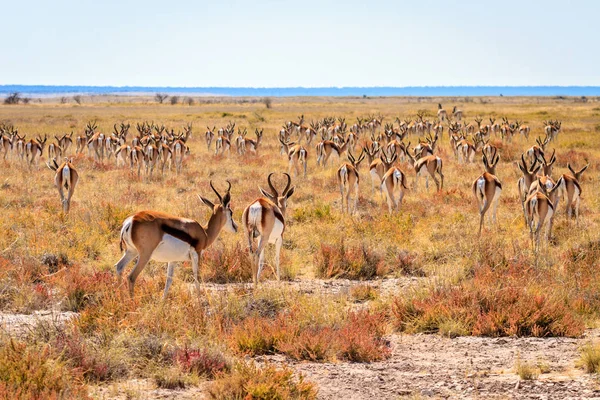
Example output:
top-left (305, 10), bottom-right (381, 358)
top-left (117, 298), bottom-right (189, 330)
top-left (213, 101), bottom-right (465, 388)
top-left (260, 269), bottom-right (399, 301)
top-left (2, 0), bottom-right (598, 87)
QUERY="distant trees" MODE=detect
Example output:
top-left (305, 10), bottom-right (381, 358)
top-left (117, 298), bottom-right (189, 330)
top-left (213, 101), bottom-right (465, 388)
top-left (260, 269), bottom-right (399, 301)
top-left (155, 93), bottom-right (168, 104)
top-left (73, 95), bottom-right (82, 105)
top-left (184, 97), bottom-right (195, 106)
top-left (263, 97), bottom-right (273, 109)
top-left (4, 92), bottom-right (21, 105)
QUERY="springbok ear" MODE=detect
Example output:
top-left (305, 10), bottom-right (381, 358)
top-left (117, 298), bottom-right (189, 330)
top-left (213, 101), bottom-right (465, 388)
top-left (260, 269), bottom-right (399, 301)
top-left (198, 195), bottom-right (214, 209)
top-left (259, 187), bottom-right (276, 201)
top-left (285, 186), bottom-right (296, 199)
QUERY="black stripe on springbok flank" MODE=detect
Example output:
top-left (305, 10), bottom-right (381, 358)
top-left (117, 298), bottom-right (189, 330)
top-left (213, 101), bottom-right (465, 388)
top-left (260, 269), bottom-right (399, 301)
top-left (161, 224), bottom-right (199, 248)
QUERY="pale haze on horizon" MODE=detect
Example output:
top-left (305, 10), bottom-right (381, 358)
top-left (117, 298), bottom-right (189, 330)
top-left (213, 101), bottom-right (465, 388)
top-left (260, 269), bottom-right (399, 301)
top-left (2, 0), bottom-right (598, 87)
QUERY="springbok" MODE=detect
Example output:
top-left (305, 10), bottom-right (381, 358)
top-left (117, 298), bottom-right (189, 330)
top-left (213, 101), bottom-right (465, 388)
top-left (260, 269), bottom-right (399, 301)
top-left (369, 150), bottom-right (397, 197)
top-left (472, 153), bottom-right (502, 234)
top-left (556, 163), bottom-right (588, 224)
top-left (205, 126), bottom-right (216, 151)
top-left (46, 157), bottom-right (79, 213)
top-left (115, 181), bottom-right (238, 298)
top-left (279, 139), bottom-right (308, 178)
top-left (242, 173), bottom-right (295, 285)
top-left (538, 149), bottom-right (556, 177)
top-left (172, 138), bottom-right (186, 174)
top-left (242, 128), bottom-right (263, 155)
top-left (337, 150), bottom-right (366, 214)
top-left (214, 133), bottom-right (231, 155)
top-left (406, 149), bottom-right (444, 192)
top-left (380, 162), bottom-right (408, 214)
top-left (0, 133), bottom-right (12, 160)
top-left (544, 120), bottom-right (561, 142)
top-left (452, 106), bottom-right (463, 121)
top-left (437, 104), bottom-right (447, 121)
top-left (519, 123), bottom-right (530, 140)
top-left (55, 133), bottom-right (73, 154)
top-left (525, 185), bottom-right (560, 252)
top-left (47, 141), bottom-right (63, 160)
top-left (115, 144), bottom-right (131, 167)
top-left (526, 136), bottom-right (549, 165)
top-left (517, 154), bottom-right (542, 224)
top-left (25, 135), bottom-right (47, 167)
top-left (316, 138), bottom-right (350, 167)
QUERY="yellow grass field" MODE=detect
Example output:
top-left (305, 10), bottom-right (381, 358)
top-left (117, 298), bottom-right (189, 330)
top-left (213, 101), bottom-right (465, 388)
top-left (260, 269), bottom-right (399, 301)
top-left (0, 96), bottom-right (599, 398)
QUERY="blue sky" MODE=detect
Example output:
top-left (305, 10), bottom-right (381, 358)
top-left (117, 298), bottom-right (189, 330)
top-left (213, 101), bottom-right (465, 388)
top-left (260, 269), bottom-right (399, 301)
top-left (2, 0), bottom-right (598, 87)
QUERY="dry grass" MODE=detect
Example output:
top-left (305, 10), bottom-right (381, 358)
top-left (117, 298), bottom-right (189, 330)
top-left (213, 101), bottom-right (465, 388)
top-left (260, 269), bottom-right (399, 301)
top-left (1, 96), bottom-right (600, 394)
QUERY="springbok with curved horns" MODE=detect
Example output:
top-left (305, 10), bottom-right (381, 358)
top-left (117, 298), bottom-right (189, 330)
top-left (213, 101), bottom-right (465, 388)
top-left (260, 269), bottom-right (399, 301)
top-left (369, 149), bottom-right (397, 197)
top-left (337, 150), bottom-right (366, 214)
top-left (242, 173), bottom-right (295, 285)
top-left (115, 181), bottom-right (238, 298)
top-left (517, 154), bottom-right (541, 224)
top-left (452, 106), bottom-right (463, 121)
top-left (205, 126), bottom-right (216, 150)
top-left (525, 184), bottom-right (560, 252)
top-left (406, 148), bottom-right (444, 192)
top-left (556, 163), bottom-right (588, 224)
top-left (380, 161), bottom-right (408, 214)
top-left (46, 157), bottom-right (79, 213)
top-left (279, 139), bottom-right (308, 178)
top-left (472, 153), bottom-right (502, 234)
top-left (55, 133), bottom-right (73, 154)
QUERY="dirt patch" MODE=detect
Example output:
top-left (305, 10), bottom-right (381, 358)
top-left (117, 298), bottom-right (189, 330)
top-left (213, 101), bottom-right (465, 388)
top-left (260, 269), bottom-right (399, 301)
top-left (201, 276), bottom-right (422, 298)
top-left (258, 331), bottom-right (600, 399)
top-left (0, 310), bottom-right (77, 337)
top-left (90, 379), bottom-right (210, 400)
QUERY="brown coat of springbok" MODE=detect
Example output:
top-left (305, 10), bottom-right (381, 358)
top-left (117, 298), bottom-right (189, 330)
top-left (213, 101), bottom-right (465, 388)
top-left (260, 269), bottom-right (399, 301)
top-left (115, 181), bottom-right (238, 298)
top-left (380, 162), bottom-right (408, 214)
top-left (46, 157), bottom-right (79, 213)
top-left (472, 153), bottom-right (502, 234)
top-left (556, 163), bottom-right (588, 224)
top-left (242, 173), bottom-right (295, 285)
top-left (337, 150), bottom-right (366, 214)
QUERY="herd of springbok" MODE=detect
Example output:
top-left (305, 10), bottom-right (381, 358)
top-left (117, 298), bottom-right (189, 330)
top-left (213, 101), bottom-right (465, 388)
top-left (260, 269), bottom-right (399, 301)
top-left (0, 104), bottom-right (586, 297)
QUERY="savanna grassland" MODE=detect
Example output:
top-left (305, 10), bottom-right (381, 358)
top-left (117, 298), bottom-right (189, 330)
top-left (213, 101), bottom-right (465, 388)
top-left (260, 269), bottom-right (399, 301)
top-left (0, 96), bottom-right (600, 399)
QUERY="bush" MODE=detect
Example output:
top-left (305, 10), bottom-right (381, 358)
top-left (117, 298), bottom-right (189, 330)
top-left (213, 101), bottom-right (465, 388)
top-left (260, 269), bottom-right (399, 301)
top-left (73, 95), bottom-right (82, 105)
top-left (336, 310), bottom-right (390, 362)
top-left (184, 97), bottom-right (195, 106)
top-left (263, 97), bottom-right (273, 109)
top-left (228, 316), bottom-right (282, 356)
top-left (208, 362), bottom-right (317, 400)
top-left (155, 93), bottom-right (168, 104)
top-left (175, 347), bottom-right (230, 378)
top-left (314, 240), bottom-right (384, 280)
top-left (170, 96), bottom-right (179, 105)
top-left (515, 356), bottom-right (539, 380)
top-left (202, 243), bottom-right (254, 283)
top-left (277, 326), bottom-right (335, 362)
top-left (54, 331), bottom-right (127, 382)
top-left (350, 284), bottom-right (378, 302)
top-left (154, 368), bottom-right (187, 390)
top-left (577, 343), bottom-right (600, 373)
top-left (3, 92), bottom-right (21, 105)
top-left (0, 340), bottom-right (89, 399)
top-left (391, 261), bottom-right (585, 337)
